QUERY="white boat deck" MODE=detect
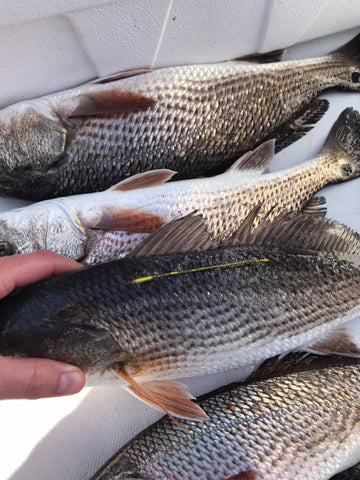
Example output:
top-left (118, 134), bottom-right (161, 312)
top-left (0, 1), bottom-right (360, 478)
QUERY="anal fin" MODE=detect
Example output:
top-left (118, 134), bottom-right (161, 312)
top-left (115, 368), bottom-right (207, 421)
top-left (266, 98), bottom-right (329, 153)
top-left (227, 140), bottom-right (274, 174)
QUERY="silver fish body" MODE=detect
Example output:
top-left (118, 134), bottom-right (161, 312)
top-left (90, 362), bottom-right (360, 480)
top-left (1, 35), bottom-right (360, 199)
top-left (0, 107), bottom-right (360, 264)
top-left (1, 213), bottom-right (360, 421)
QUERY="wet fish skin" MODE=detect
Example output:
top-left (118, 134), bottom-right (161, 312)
top-left (1, 107), bottom-right (360, 264)
top-left (0, 240), bottom-right (360, 382)
top-left (90, 363), bottom-right (360, 480)
top-left (1, 36), bottom-right (360, 199)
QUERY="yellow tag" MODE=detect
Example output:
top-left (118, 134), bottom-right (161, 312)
top-left (133, 258), bottom-right (269, 284)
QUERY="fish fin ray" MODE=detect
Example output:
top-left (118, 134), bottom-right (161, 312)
top-left (321, 107), bottom-right (360, 179)
top-left (91, 208), bottom-right (165, 233)
top-left (108, 170), bottom-right (176, 191)
top-left (247, 352), bottom-right (360, 383)
top-left (301, 196), bottom-right (327, 217)
top-left (265, 98), bottom-right (329, 153)
top-left (115, 369), bottom-right (207, 421)
top-left (92, 68), bottom-right (152, 84)
top-left (227, 140), bottom-right (275, 173)
top-left (65, 90), bottom-right (155, 117)
top-left (232, 49), bottom-right (284, 63)
top-left (305, 325), bottom-right (360, 358)
top-left (128, 212), bottom-right (216, 257)
top-left (223, 207), bottom-right (360, 256)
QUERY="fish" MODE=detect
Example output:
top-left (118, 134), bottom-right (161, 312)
top-left (1, 35), bottom-right (360, 200)
top-left (332, 462), bottom-right (360, 480)
top-left (89, 354), bottom-right (360, 480)
top-left (1, 211), bottom-right (360, 421)
top-left (0, 107), bottom-right (360, 264)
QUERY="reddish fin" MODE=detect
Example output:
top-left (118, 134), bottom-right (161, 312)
top-left (227, 140), bottom-right (274, 173)
top-left (92, 208), bottom-right (165, 233)
top-left (67, 90), bottom-right (155, 117)
top-left (93, 68), bottom-right (152, 84)
top-left (115, 368), bottom-right (207, 421)
top-left (305, 326), bottom-right (360, 358)
top-left (227, 472), bottom-right (257, 480)
top-left (233, 48), bottom-right (283, 63)
top-left (109, 169), bottom-right (176, 191)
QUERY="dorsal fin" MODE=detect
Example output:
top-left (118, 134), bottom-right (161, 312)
top-left (128, 204), bottom-right (360, 259)
top-left (301, 196), bottom-right (327, 218)
top-left (127, 213), bottom-right (216, 258)
top-left (227, 140), bottom-right (275, 173)
top-left (232, 48), bottom-right (284, 63)
top-left (65, 90), bottom-right (155, 117)
top-left (108, 169), bottom-right (176, 191)
top-left (224, 210), bottom-right (360, 256)
top-left (92, 68), bottom-right (152, 84)
top-left (247, 352), bottom-right (360, 384)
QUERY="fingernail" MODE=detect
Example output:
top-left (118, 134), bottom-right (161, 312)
top-left (57, 370), bottom-right (84, 395)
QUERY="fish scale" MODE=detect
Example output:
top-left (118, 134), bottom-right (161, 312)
top-left (1, 243), bottom-right (360, 382)
top-left (1, 103), bottom-right (360, 263)
top-left (91, 366), bottom-right (360, 479)
top-left (0, 35), bottom-right (360, 199)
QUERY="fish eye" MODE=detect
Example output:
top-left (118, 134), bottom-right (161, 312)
top-left (0, 242), bottom-right (13, 257)
top-left (352, 72), bottom-right (360, 83)
top-left (341, 164), bottom-right (353, 177)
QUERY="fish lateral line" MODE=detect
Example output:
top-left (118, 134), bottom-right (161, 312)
top-left (132, 258), bottom-right (269, 284)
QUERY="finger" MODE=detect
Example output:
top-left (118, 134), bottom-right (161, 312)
top-left (0, 357), bottom-right (85, 400)
top-left (0, 250), bottom-right (82, 299)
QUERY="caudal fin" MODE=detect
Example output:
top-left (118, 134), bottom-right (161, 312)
top-left (332, 33), bottom-right (360, 60)
top-left (330, 33), bottom-right (360, 90)
top-left (322, 107), bottom-right (360, 182)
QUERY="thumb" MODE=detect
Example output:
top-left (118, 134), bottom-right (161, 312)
top-left (0, 357), bottom-right (86, 400)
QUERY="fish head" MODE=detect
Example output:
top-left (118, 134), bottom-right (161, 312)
top-left (0, 204), bottom-right (50, 256)
top-left (0, 201), bottom-right (87, 260)
top-left (0, 100), bottom-right (67, 199)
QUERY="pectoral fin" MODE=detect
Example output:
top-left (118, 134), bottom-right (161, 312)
top-left (115, 368), bottom-right (207, 421)
top-left (91, 208), bottom-right (165, 233)
top-left (65, 90), bottom-right (155, 117)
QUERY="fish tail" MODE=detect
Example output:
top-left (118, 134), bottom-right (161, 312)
top-left (320, 107), bottom-right (360, 182)
top-left (329, 33), bottom-right (360, 90)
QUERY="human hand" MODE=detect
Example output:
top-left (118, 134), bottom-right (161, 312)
top-left (0, 250), bottom-right (86, 400)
